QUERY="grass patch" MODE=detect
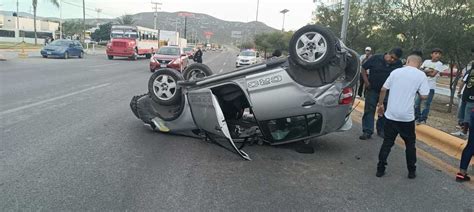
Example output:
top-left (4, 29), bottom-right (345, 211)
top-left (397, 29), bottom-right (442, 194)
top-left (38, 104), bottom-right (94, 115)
top-left (0, 42), bottom-right (43, 49)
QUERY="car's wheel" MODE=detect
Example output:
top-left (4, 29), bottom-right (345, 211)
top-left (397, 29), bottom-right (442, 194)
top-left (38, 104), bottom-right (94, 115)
top-left (107, 55), bottom-right (113, 60)
top-left (182, 63), bottom-right (213, 80)
top-left (42, 55), bottom-right (47, 58)
top-left (79, 51), bottom-right (84, 58)
top-left (148, 68), bottom-right (184, 106)
top-left (145, 54), bottom-right (152, 59)
top-left (289, 25), bottom-right (336, 70)
top-left (64, 51), bottom-right (69, 59)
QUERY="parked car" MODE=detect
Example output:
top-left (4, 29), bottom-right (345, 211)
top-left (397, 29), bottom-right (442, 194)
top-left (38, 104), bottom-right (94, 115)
top-left (40, 39), bottom-right (84, 59)
top-left (236, 50), bottom-right (262, 67)
top-left (131, 25), bottom-right (360, 160)
top-left (183, 47), bottom-right (194, 59)
top-left (149, 46), bottom-right (189, 73)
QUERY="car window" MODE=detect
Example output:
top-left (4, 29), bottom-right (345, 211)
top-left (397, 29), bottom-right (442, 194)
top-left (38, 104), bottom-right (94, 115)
top-left (49, 40), bottom-right (70, 46)
top-left (157, 47), bottom-right (180, 56)
top-left (239, 51), bottom-right (256, 57)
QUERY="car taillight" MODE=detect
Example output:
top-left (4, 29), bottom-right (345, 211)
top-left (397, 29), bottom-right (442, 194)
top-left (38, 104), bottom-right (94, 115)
top-left (339, 87), bottom-right (353, 105)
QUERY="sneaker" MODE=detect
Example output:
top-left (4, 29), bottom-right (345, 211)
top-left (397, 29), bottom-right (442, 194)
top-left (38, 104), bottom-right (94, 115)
top-left (408, 171), bottom-right (416, 179)
top-left (456, 173), bottom-right (471, 182)
top-left (450, 131), bottom-right (466, 137)
top-left (359, 133), bottom-right (372, 140)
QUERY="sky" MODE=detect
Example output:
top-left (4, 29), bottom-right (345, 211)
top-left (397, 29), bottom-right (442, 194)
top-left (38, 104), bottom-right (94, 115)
top-left (1, 0), bottom-right (317, 31)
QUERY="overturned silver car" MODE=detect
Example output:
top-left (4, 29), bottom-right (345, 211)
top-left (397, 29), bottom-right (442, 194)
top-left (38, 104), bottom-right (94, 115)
top-left (130, 25), bottom-right (360, 160)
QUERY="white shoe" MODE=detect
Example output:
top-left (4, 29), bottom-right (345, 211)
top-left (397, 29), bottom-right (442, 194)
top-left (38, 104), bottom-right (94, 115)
top-left (450, 131), bottom-right (466, 137)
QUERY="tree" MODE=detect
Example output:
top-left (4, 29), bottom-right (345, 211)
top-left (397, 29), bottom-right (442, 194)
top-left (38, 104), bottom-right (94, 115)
top-left (254, 31), bottom-right (292, 57)
top-left (62, 20), bottom-right (93, 39)
top-left (32, 0), bottom-right (59, 45)
top-left (116, 14), bottom-right (136, 25)
top-left (91, 22), bottom-right (112, 42)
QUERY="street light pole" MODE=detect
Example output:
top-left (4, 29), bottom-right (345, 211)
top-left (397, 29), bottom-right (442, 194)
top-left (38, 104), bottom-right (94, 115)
top-left (59, 0), bottom-right (62, 39)
top-left (255, 0), bottom-right (259, 36)
top-left (82, 0), bottom-right (85, 41)
top-left (340, 0), bottom-right (350, 43)
top-left (16, 0), bottom-right (20, 42)
top-left (280, 9), bottom-right (289, 32)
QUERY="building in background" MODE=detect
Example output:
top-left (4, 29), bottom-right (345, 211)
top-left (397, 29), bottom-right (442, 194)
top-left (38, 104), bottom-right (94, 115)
top-left (0, 14), bottom-right (58, 44)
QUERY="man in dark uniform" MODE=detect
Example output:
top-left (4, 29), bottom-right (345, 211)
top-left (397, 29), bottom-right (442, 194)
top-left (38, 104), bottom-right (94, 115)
top-left (194, 47), bottom-right (203, 63)
top-left (359, 47), bottom-right (403, 140)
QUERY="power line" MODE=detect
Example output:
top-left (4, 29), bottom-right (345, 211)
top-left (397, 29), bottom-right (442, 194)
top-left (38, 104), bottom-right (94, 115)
top-left (61, 0), bottom-right (115, 18)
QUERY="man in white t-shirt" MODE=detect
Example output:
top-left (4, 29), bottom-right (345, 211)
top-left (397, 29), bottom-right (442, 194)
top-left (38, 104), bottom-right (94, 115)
top-left (414, 48), bottom-right (444, 124)
top-left (375, 54), bottom-right (430, 179)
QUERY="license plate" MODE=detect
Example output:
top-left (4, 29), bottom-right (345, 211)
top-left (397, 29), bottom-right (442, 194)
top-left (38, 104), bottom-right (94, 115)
top-left (160, 64), bottom-right (166, 68)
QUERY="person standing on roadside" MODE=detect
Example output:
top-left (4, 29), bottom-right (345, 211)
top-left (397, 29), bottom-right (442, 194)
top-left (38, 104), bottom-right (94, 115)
top-left (456, 107), bottom-right (474, 182)
top-left (358, 47), bottom-right (373, 98)
top-left (359, 48), bottom-right (404, 140)
top-left (194, 47), bottom-right (203, 63)
top-left (375, 54), bottom-right (430, 179)
top-left (414, 48), bottom-right (444, 124)
top-left (452, 51), bottom-right (474, 137)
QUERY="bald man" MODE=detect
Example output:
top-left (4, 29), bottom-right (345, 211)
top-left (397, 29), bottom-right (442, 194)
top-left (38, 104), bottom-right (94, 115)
top-left (375, 55), bottom-right (430, 179)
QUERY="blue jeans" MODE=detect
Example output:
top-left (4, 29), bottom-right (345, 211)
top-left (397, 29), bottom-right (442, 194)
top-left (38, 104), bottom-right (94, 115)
top-left (362, 89), bottom-right (386, 135)
top-left (457, 98), bottom-right (466, 124)
top-left (414, 89), bottom-right (435, 122)
top-left (460, 110), bottom-right (474, 170)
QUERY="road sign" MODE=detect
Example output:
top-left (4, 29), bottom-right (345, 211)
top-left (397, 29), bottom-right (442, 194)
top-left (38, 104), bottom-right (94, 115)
top-left (178, 12), bottom-right (194, 17)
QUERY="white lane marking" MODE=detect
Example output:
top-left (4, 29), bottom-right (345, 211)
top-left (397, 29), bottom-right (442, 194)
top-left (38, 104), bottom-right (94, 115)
top-left (88, 63), bottom-right (120, 68)
top-left (223, 62), bottom-right (226, 66)
top-left (0, 83), bottom-right (111, 116)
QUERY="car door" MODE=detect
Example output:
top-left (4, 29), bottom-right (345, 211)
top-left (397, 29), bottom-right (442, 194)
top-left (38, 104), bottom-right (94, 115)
top-left (66, 41), bottom-right (76, 56)
top-left (75, 41), bottom-right (83, 55)
top-left (187, 88), bottom-right (251, 160)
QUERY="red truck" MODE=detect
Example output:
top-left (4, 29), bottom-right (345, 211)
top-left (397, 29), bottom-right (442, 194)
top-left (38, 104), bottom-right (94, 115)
top-left (106, 25), bottom-right (158, 60)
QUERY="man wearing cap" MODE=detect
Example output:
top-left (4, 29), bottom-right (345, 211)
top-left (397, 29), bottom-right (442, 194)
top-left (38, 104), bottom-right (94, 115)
top-left (414, 48), bottom-right (444, 124)
top-left (358, 47), bottom-right (373, 97)
top-left (360, 47), bottom-right (404, 140)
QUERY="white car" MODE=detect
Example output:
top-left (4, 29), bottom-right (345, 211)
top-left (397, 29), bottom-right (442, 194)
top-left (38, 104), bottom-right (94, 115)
top-left (236, 50), bottom-right (261, 67)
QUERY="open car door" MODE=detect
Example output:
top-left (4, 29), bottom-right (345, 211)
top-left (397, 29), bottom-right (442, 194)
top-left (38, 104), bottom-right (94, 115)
top-left (187, 89), bottom-right (251, 160)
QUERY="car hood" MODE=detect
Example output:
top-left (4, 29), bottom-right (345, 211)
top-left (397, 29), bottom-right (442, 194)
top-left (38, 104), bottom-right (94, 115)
top-left (153, 54), bottom-right (180, 60)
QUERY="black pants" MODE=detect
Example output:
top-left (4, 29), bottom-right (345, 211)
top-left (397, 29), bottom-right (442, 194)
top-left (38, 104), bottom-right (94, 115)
top-left (357, 77), bottom-right (365, 97)
top-left (460, 110), bottom-right (474, 170)
top-left (377, 118), bottom-right (417, 172)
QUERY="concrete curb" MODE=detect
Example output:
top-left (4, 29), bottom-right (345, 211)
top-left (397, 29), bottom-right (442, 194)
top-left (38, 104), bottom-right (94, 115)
top-left (353, 99), bottom-right (470, 164)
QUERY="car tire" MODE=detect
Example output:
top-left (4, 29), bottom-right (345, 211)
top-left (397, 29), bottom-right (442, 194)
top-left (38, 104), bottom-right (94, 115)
top-left (64, 51), bottom-right (69, 59)
top-left (148, 68), bottom-right (183, 106)
top-left (289, 24), bottom-right (336, 70)
top-left (79, 51), bottom-right (84, 58)
top-left (182, 63), bottom-right (213, 80)
top-left (42, 55), bottom-right (47, 58)
top-left (108, 55), bottom-right (114, 60)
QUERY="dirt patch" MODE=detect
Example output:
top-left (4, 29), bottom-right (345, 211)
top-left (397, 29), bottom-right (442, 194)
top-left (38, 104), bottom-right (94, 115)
top-left (421, 94), bottom-right (460, 134)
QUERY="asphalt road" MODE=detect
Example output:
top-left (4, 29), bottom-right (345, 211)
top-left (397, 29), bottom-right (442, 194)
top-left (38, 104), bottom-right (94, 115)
top-left (1, 49), bottom-right (473, 211)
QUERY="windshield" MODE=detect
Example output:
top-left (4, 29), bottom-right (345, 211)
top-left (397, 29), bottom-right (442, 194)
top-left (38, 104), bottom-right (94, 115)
top-left (156, 47), bottom-right (180, 56)
top-left (111, 30), bottom-right (138, 39)
top-left (49, 40), bottom-right (71, 46)
top-left (240, 51), bottom-right (256, 57)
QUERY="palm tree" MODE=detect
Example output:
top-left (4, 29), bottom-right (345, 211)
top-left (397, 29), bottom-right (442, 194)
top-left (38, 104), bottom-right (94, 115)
top-left (116, 14), bottom-right (136, 25)
top-left (32, 0), bottom-right (59, 45)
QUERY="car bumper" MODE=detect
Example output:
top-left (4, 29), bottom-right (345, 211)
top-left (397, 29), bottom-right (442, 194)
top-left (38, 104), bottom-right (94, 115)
top-left (106, 49), bottom-right (135, 57)
top-left (150, 61), bottom-right (182, 72)
top-left (41, 50), bottom-right (65, 57)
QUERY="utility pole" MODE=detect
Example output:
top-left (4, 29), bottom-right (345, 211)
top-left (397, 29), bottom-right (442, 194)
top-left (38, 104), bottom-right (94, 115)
top-left (340, 0), bottom-right (350, 43)
top-left (151, 1), bottom-right (162, 47)
top-left (16, 0), bottom-right (19, 41)
top-left (255, 0), bottom-right (259, 36)
top-left (95, 8), bottom-right (102, 27)
top-left (280, 9), bottom-right (289, 32)
top-left (82, 0), bottom-right (85, 41)
top-left (59, 0), bottom-right (63, 39)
